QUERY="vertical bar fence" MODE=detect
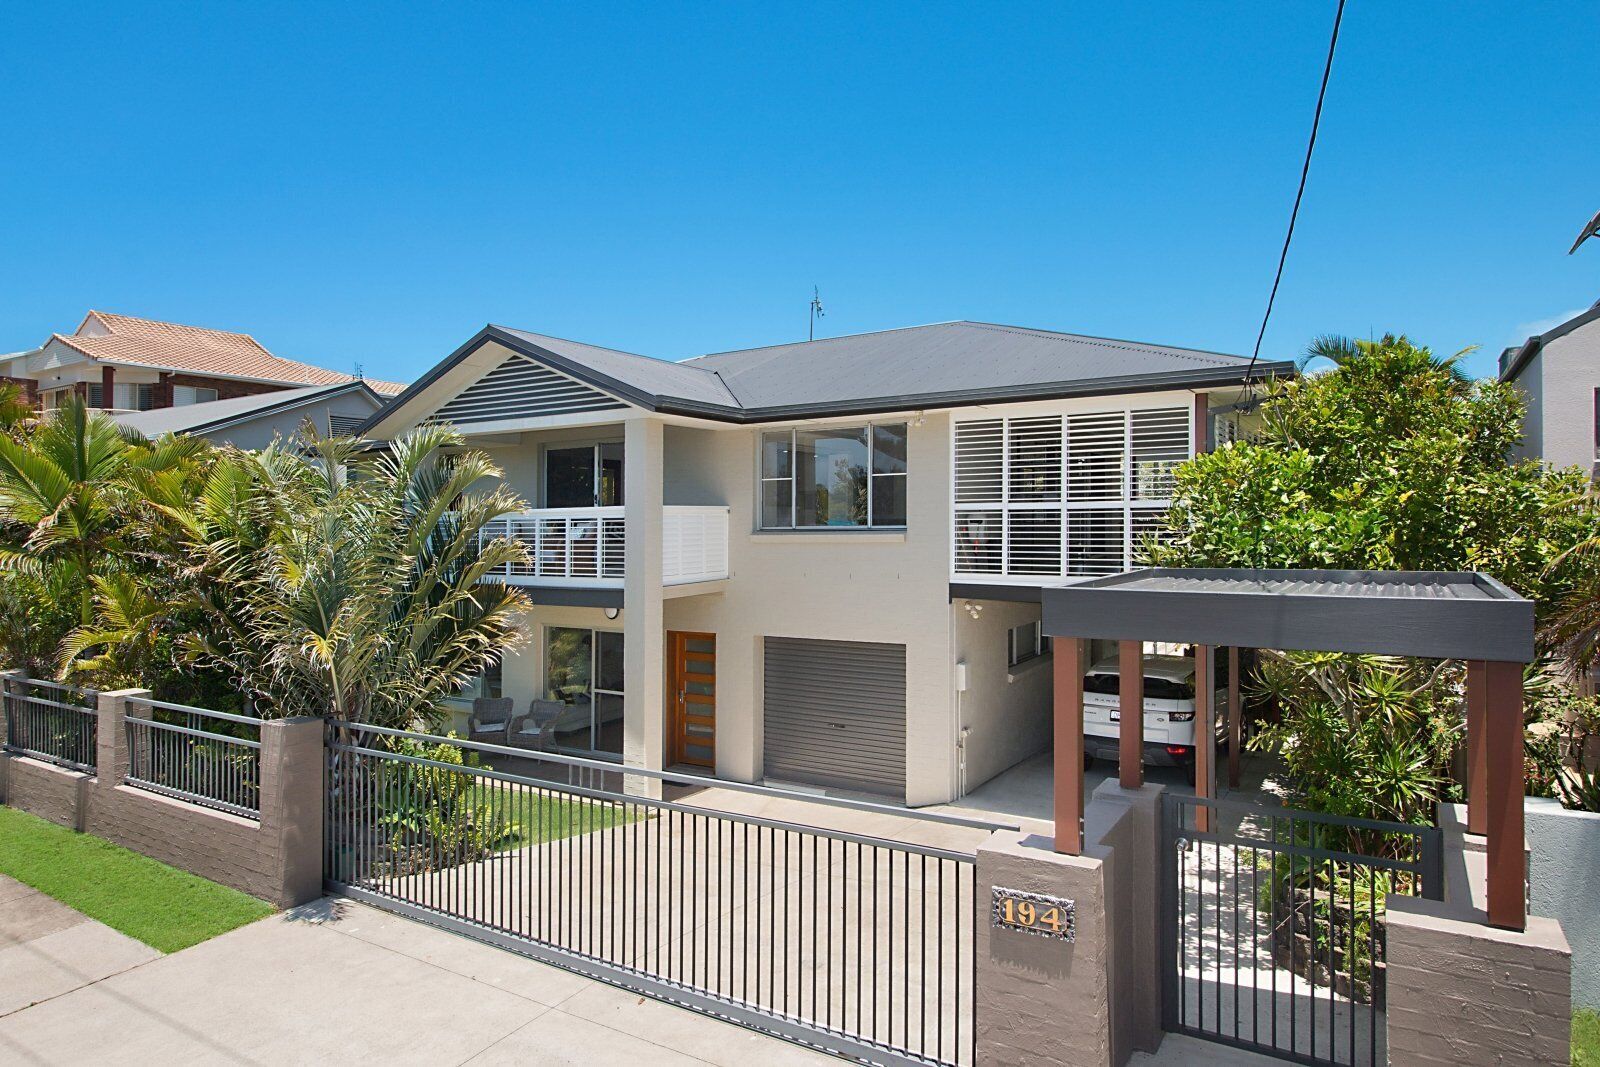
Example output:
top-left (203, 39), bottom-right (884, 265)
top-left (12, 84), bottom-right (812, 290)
top-left (1161, 793), bottom-right (1442, 1067)
top-left (123, 698), bottom-right (263, 819)
top-left (325, 722), bottom-right (988, 1067)
top-left (1, 676), bottom-right (98, 771)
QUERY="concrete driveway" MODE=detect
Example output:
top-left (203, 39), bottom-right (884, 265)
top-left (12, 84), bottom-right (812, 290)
top-left (0, 896), bottom-right (837, 1066)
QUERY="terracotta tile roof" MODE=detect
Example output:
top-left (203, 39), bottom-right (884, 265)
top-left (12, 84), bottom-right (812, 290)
top-left (52, 312), bottom-right (405, 396)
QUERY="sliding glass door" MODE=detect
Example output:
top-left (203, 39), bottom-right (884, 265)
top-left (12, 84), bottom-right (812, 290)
top-left (544, 626), bottom-right (625, 757)
top-left (545, 443), bottom-right (624, 508)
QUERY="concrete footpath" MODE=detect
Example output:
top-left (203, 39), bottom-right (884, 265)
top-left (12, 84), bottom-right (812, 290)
top-left (0, 895), bottom-right (837, 1066)
top-left (0, 884), bottom-right (1271, 1065)
top-left (0, 874), bottom-right (161, 1018)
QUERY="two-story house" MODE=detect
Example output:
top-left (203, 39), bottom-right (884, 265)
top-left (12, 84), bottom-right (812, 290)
top-left (363, 321), bottom-right (1293, 806)
top-left (1, 310), bottom-right (404, 419)
top-left (1501, 301), bottom-right (1600, 479)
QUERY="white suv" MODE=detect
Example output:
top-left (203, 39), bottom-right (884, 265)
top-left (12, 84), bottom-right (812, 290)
top-left (1082, 652), bottom-right (1229, 784)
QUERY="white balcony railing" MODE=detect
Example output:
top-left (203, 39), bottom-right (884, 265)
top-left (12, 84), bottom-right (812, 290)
top-left (478, 505), bottom-right (729, 587)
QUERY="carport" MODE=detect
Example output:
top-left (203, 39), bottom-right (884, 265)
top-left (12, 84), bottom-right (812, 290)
top-left (1041, 567), bottom-right (1535, 930)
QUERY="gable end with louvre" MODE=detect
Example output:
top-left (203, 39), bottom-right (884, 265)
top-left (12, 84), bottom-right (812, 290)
top-left (430, 353), bottom-right (629, 425)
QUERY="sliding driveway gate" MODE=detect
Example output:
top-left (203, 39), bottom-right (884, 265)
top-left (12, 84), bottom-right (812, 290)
top-left (1162, 794), bottom-right (1443, 1067)
top-left (325, 723), bottom-right (994, 1066)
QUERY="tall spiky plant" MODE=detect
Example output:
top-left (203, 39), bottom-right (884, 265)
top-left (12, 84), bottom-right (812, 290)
top-left (153, 422), bottom-right (531, 726)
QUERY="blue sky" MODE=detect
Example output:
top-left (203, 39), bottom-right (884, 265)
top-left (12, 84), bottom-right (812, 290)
top-left (2, 3), bottom-right (1595, 384)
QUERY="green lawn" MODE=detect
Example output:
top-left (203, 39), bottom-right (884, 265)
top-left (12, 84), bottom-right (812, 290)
top-left (465, 779), bottom-right (640, 851)
top-left (1576, 1011), bottom-right (1600, 1066)
top-left (0, 806), bottom-right (274, 953)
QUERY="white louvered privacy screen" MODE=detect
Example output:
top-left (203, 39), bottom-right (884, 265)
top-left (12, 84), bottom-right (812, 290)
top-left (952, 406), bottom-right (1189, 581)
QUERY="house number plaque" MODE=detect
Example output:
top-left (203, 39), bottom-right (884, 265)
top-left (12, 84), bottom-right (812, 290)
top-left (991, 887), bottom-right (1074, 941)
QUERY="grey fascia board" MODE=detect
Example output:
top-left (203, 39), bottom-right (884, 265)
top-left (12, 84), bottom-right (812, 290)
top-left (1041, 568), bottom-right (1534, 662)
top-left (653, 359), bottom-right (1299, 425)
top-left (1500, 303), bottom-right (1600, 383)
top-left (183, 381), bottom-right (378, 436)
top-left (514, 585), bottom-right (625, 609)
top-left (948, 583), bottom-right (1043, 604)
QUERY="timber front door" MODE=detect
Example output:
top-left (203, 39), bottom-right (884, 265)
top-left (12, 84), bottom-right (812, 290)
top-left (669, 631), bottom-right (716, 768)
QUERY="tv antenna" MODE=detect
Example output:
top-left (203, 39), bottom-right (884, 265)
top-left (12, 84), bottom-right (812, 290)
top-left (809, 286), bottom-right (825, 341)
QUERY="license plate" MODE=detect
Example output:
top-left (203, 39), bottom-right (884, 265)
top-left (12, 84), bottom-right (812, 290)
top-left (1109, 709), bottom-right (1121, 722)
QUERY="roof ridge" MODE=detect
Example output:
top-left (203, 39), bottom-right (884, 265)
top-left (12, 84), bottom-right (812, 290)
top-left (684, 320), bottom-right (963, 363)
top-left (958, 321), bottom-right (1248, 364)
top-left (87, 309), bottom-right (265, 347)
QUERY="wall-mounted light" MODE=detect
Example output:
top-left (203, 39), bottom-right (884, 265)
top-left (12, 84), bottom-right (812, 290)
top-left (604, 607), bottom-right (620, 620)
top-left (964, 602), bottom-right (984, 620)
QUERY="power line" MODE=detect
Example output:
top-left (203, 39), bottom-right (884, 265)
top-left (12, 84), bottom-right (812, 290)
top-left (1244, 0), bottom-right (1347, 385)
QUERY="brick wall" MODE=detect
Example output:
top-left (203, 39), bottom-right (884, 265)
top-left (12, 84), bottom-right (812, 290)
top-left (167, 372), bottom-right (285, 402)
top-left (1387, 847), bottom-right (1572, 1065)
top-left (0, 684), bottom-right (324, 908)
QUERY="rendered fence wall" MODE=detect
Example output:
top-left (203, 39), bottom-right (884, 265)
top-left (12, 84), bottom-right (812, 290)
top-left (0, 681), bottom-right (323, 908)
top-left (1526, 796), bottom-right (1600, 1011)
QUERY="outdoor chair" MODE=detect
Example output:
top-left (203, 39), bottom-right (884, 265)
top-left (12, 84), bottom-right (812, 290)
top-left (467, 697), bottom-right (514, 745)
top-left (507, 699), bottom-right (567, 751)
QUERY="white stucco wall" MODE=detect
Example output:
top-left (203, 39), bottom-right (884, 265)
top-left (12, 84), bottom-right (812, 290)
top-left (951, 597), bottom-right (1053, 792)
top-left (660, 415), bottom-right (958, 806)
top-left (1526, 797), bottom-right (1600, 1010)
top-left (1509, 316), bottom-right (1598, 474)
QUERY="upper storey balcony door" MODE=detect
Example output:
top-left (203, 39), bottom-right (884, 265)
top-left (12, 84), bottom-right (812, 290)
top-left (546, 443), bottom-right (625, 508)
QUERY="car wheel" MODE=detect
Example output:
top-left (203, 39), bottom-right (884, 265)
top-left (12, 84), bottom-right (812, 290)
top-left (1184, 760), bottom-right (1198, 787)
top-left (1083, 751), bottom-right (1095, 771)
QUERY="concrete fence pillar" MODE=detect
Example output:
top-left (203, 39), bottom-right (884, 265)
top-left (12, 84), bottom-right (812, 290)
top-left (95, 687), bottom-right (150, 796)
top-left (260, 716), bottom-right (326, 907)
top-left (975, 781), bottom-right (1164, 1067)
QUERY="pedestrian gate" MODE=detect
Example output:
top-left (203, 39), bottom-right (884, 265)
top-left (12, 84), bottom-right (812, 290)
top-left (1160, 794), bottom-right (1442, 1066)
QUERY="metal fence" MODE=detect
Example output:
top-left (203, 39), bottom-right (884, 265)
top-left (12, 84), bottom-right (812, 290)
top-left (1161, 794), bottom-right (1443, 1067)
top-left (325, 722), bottom-right (999, 1067)
top-left (124, 698), bottom-right (263, 819)
top-left (1, 676), bottom-right (99, 771)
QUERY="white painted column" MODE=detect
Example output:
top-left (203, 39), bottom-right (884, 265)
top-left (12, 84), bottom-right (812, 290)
top-left (623, 415), bottom-right (666, 797)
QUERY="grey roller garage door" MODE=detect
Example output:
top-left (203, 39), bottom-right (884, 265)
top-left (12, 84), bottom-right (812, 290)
top-left (762, 637), bottom-right (907, 801)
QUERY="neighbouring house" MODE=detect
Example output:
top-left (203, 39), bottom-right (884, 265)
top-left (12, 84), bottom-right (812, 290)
top-left (113, 380), bottom-right (387, 448)
top-left (362, 320), bottom-right (1293, 806)
top-left (1501, 300), bottom-right (1600, 478)
top-left (0, 310), bottom-right (404, 416)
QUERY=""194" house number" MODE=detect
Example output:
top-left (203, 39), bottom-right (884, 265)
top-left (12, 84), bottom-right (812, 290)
top-left (991, 888), bottom-right (1075, 941)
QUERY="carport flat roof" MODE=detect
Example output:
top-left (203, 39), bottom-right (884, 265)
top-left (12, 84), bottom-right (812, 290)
top-left (1041, 567), bottom-right (1533, 662)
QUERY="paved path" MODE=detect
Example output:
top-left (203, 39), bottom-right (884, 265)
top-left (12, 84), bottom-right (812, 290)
top-left (0, 895), bottom-right (838, 1066)
top-left (0, 875), bottom-right (160, 1019)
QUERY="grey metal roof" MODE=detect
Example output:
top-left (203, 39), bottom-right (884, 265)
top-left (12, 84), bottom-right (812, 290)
top-left (494, 327), bottom-right (740, 408)
top-left (1041, 567), bottom-right (1533, 662)
top-left (686, 321), bottom-right (1271, 412)
top-left (115, 381), bottom-right (377, 437)
top-left (367, 319), bottom-right (1295, 433)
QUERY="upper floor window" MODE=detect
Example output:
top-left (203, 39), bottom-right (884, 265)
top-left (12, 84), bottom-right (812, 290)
top-left (174, 385), bottom-right (219, 406)
top-left (114, 383), bottom-right (157, 411)
top-left (953, 405), bottom-right (1190, 579)
top-left (760, 422), bottom-right (907, 529)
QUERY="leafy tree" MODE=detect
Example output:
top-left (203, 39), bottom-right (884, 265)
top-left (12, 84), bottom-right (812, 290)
top-left (1152, 334), bottom-right (1592, 603)
top-left (1150, 335), bottom-right (1599, 821)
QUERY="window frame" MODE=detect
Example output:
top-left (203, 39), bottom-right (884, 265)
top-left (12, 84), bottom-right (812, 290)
top-left (543, 624), bottom-right (625, 759)
top-left (1007, 620), bottom-right (1051, 668)
top-left (757, 420), bottom-right (909, 530)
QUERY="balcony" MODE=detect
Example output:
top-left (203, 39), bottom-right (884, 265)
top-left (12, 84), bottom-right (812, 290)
top-left (478, 505), bottom-right (729, 587)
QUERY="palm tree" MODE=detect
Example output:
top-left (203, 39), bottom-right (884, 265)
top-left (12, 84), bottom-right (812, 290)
top-left (1299, 334), bottom-right (1474, 384)
top-left (1542, 531), bottom-right (1600, 672)
top-left (151, 423), bottom-right (532, 726)
top-left (0, 394), bottom-right (203, 625)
